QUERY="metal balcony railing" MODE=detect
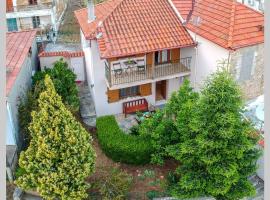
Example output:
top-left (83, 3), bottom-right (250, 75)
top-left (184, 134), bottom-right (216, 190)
top-left (7, 2), bottom-right (53, 12)
top-left (105, 57), bottom-right (192, 87)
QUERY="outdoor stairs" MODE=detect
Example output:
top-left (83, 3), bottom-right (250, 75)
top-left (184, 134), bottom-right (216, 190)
top-left (78, 83), bottom-right (97, 127)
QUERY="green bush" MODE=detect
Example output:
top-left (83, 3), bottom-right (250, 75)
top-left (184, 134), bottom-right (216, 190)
top-left (96, 116), bottom-right (153, 165)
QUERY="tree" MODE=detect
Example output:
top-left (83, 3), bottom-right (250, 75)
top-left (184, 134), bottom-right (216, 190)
top-left (138, 79), bottom-right (198, 165)
top-left (32, 59), bottom-right (79, 112)
top-left (15, 75), bottom-right (96, 200)
top-left (168, 69), bottom-right (261, 200)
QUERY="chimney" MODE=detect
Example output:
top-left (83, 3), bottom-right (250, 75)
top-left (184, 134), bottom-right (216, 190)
top-left (88, 0), bottom-right (95, 23)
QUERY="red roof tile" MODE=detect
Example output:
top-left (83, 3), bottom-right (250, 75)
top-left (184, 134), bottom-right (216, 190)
top-left (172, 0), bottom-right (264, 50)
top-left (6, 30), bottom-right (37, 96)
top-left (75, 0), bottom-right (195, 58)
top-left (39, 51), bottom-right (84, 58)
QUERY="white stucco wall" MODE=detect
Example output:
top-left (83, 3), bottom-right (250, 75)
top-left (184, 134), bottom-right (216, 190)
top-left (40, 56), bottom-right (85, 82)
top-left (6, 57), bottom-right (33, 148)
top-left (188, 31), bottom-right (229, 90)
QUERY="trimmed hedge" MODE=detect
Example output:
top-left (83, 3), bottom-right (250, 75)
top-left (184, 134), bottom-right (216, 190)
top-left (96, 115), bottom-right (153, 165)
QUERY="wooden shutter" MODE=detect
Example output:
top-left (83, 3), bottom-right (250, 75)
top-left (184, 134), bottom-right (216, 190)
top-left (171, 48), bottom-right (180, 63)
top-left (140, 83), bottom-right (152, 96)
top-left (146, 53), bottom-right (153, 65)
top-left (107, 88), bottom-right (119, 103)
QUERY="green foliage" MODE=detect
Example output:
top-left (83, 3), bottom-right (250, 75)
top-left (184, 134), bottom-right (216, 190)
top-left (15, 167), bottom-right (26, 179)
top-left (18, 81), bottom-right (46, 149)
top-left (146, 190), bottom-right (166, 200)
top-left (15, 75), bottom-right (96, 200)
top-left (168, 69), bottom-right (261, 200)
top-left (95, 167), bottom-right (133, 200)
top-left (129, 125), bottom-right (140, 136)
top-left (138, 109), bottom-right (178, 165)
top-left (32, 59), bottom-right (79, 112)
top-left (96, 115), bottom-right (153, 165)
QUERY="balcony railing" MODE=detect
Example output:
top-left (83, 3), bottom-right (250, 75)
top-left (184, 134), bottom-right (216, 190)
top-left (7, 3), bottom-right (52, 12)
top-left (105, 57), bottom-right (192, 87)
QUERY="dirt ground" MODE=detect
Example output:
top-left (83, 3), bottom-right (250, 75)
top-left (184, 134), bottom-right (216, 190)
top-left (6, 182), bottom-right (16, 200)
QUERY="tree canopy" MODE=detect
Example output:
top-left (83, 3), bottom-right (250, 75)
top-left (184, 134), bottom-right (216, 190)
top-left (16, 75), bottom-right (96, 200)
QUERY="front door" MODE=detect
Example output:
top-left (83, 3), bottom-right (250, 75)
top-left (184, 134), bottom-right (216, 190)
top-left (155, 80), bottom-right (167, 101)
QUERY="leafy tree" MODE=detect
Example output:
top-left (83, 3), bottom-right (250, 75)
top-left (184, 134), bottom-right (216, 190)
top-left (32, 59), bottom-right (79, 112)
top-left (139, 109), bottom-right (177, 165)
top-left (168, 69), bottom-right (261, 200)
top-left (15, 75), bottom-right (96, 200)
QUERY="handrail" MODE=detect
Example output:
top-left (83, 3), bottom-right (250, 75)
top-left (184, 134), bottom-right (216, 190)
top-left (106, 57), bottom-right (192, 87)
top-left (7, 3), bottom-right (53, 12)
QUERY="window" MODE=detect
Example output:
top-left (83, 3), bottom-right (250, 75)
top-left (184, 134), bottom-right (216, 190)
top-left (29, 0), bottom-right (37, 5)
top-left (32, 16), bottom-right (40, 28)
top-left (120, 86), bottom-right (139, 99)
top-left (155, 50), bottom-right (171, 65)
top-left (7, 18), bottom-right (18, 32)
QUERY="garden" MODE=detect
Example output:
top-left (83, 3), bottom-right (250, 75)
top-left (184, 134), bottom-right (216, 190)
top-left (12, 59), bottom-right (262, 200)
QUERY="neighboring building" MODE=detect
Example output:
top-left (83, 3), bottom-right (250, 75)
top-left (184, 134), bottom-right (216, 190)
top-left (6, 30), bottom-right (38, 180)
top-left (75, 0), bottom-right (197, 116)
top-left (39, 43), bottom-right (86, 83)
top-left (171, 0), bottom-right (264, 99)
top-left (237, 0), bottom-right (264, 13)
top-left (6, 0), bottom-right (67, 42)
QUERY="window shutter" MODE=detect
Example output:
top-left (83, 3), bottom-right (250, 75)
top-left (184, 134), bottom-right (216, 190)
top-left (107, 88), bottom-right (119, 103)
top-left (239, 50), bottom-right (255, 82)
top-left (140, 83), bottom-right (152, 96)
top-left (171, 48), bottom-right (180, 63)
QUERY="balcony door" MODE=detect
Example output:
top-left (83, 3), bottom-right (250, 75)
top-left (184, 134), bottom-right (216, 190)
top-left (155, 50), bottom-right (171, 65)
top-left (155, 80), bottom-right (167, 101)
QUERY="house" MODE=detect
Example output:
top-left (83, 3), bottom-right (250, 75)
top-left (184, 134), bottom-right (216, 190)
top-left (171, 0), bottom-right (264, 99)
top-left (6, 30), bottom-right (38, 180)
top-left (237, 0), bottom-right (264, 13)
top-left (39, 43), bottom-right (85, 83)
top-left (75, 0), bottom-right (197, 116)
top-left (6, 0), bottom-right (67, 42)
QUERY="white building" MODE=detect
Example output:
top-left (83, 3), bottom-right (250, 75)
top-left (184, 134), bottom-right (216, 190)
top-left (75, 0), bottom-right (197, 116)
top-left (237, 0), bottom-right (264, 12)
top-left (39, 43), bottom-right (86, 83)
top-left (6, 0), bottom-right (67, 42)
top-left (6, 30), bottom-right (38, 180)
top-left (172, 0), bottom-right (264, 99)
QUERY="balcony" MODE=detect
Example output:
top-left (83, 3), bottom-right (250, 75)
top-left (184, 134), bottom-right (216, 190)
top-left (6, 2), bottom-right (52, 12)
top-left (105, 57), bottom-right (191, 87)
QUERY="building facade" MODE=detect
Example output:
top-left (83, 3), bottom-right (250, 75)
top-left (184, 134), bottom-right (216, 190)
top-left (6, 0), bottom-right (67, 42)
top-left (6, 30), bottom-right (38, 180)
top-left (75, 0), bottom-right (197, 116)
top-left (172, 0), bottom-right (264, 99)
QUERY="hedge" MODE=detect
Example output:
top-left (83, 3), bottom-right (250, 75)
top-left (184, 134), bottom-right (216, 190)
top-left (96, 115), bottom-right (153, 165)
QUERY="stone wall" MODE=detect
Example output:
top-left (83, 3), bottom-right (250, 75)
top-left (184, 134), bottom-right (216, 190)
top-left (229, 44), bottom-right (264, 100)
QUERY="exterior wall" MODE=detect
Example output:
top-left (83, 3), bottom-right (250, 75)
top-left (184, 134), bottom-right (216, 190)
top-left (229, 44), bottom-right (264, 100)
top-left (187, 31), bottom-right (229, 90)
top-left (6, 57), bottom-right (33, 149)
top-left (39, 56), bottom-right (85, 82)
top-left (180, 46), bottom-right (196, 87)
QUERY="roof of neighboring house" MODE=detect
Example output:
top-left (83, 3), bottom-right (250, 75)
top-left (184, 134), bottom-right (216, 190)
top-left (39, 43), bottom-right (84, 58)
top-left (75, 0), bottom-right (195, 59)
top-left (6, 30), bottom-right (37, 95)
top-left (172, 0), bottom-right (264, 50)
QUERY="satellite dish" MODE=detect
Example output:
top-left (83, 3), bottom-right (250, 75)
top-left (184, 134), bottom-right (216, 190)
top-left (192, 16), bottom-right (201, 26)
top-left (96, 32), bottom-right (103, 39)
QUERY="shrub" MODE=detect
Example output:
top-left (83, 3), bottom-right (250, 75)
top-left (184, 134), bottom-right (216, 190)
top-left (15, 75), bottom-right (96, 200)
top-left (32, 59), bottom-right (79, 112)
top-left (94, 167), bottom-right (133, 200)
top-left (96, 115), bottom-right (153, 165)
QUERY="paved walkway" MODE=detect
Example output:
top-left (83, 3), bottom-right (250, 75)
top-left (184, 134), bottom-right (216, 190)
top-left (115, 114), bottom-right (138, 133)
top-left (78, 83), bottom-right (96, 127)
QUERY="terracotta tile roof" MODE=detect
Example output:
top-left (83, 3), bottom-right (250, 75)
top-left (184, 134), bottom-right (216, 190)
top-left (39, 51), bottom-right (84, 58)
top-left (75, 0), bottom-right (195, 58)
top-left (6, 30), bottom-right (37, 96)
top-left (172, 0), bottom-right (264, 50)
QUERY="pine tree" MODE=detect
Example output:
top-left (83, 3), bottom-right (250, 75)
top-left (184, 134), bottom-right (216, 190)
top-left (15, 75), bottom-right (96, 200)
top-left (169, 69), bottom-right (261, 200)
